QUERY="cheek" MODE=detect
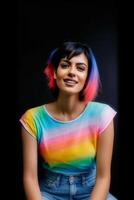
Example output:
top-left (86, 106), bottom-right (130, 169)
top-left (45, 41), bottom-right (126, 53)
top-left (80, 73), bottom-right (88, 83)
top-left (56, 69), bottom-right (66, 79)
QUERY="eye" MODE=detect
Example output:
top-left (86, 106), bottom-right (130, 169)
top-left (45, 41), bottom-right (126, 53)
top-left (77, 66), bottom-right (86, 72)
top-left (60, 63), bottom-right (69, 68)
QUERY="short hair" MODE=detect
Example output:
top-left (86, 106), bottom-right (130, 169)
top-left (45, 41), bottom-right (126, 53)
top-left (44, 42), bottom-right (100, 103)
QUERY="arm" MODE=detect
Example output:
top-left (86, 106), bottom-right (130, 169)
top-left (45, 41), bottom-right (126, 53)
top-left (21, 126), bottom-right (42, 200)
top-left (90, 120), bottom-right (114, 200)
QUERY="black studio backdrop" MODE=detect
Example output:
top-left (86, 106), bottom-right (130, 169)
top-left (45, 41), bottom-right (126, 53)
top-left (17, 1), bottom-right (120, 199)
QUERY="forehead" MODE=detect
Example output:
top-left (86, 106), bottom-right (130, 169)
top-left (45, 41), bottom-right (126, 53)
top-left (61, 53), bottom-right (88, 64)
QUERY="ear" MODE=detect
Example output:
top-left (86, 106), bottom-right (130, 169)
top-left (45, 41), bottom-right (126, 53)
top-left (54, 71), bottom-right (57, 79)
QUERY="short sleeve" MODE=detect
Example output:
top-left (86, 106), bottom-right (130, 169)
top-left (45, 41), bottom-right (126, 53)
top-left (98, 104), bottom-right (117, 134)
top-left (19, 109), bottom-right (37, 139)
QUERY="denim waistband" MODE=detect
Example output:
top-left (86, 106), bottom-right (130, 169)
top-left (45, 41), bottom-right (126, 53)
top-left (40, 167), bottom-right (96, 185)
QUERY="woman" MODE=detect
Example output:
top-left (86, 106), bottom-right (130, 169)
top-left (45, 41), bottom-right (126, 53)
top-left (20, 42), bottom-right (118, 200)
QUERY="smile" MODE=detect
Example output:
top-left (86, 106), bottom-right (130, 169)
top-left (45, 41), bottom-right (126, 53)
top-left (63, 79), bottom-right (78, 86)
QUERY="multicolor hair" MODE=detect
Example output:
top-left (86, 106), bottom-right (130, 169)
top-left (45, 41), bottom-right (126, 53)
top-left (44, 42), bottom-right (100, 103)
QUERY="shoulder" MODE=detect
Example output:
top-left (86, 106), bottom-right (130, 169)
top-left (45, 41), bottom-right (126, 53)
top-left (90, 102), bottom-right (117, 134)
top-left (90, 101), bottom-right (109, 107)
top-left (20, 106), bottom-right (44, 139)
top-left (88, 101), bottom-right (117, 119)
top-left (21, 105), bottom-right (43, 120)
top-left (89, 101), bottom-right (115, 112)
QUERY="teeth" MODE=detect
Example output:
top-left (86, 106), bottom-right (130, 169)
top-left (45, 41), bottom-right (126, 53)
top-left (66, 80), bottom-right (75, 83)
top-left (64, 79), bottom-right (77, 84)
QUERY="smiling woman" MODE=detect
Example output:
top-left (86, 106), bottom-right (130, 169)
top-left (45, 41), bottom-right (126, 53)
top-left (44, 42), bottom-right (99, 103)
top-left (19, 42), bottom-right (118, 200)
top-left (54, 53), bottom-right (88, 96)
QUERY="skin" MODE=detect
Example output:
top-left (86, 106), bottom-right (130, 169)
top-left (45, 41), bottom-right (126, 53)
top-left (21, 53), bottom-right (115, 200)
top-left (90, 121), bottom-right (114, 200)
top-left (21, 127), bottom-right (42, 200)
top-left (49, 53), bottom-right (89, 121)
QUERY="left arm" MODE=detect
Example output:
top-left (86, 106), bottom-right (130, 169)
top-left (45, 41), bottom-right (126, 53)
top-left (90, 120), bottom-right (114, 200)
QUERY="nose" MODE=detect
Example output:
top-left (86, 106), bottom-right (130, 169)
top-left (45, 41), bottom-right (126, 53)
top-left (68, 67), bottom-right (76, 77)
top-left (68, 72), bottom-right (75, 78)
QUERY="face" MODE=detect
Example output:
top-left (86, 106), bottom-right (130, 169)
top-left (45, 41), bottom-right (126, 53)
top-left (54, 53), bottom-right (88, 95)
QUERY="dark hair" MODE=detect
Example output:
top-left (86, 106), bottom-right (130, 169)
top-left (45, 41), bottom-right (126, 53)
top-left (44, 42), bottom-right (100, 103)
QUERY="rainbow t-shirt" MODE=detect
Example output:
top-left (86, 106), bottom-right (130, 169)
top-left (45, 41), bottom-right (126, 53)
top-left (20, 101), bottom-right (116, 175)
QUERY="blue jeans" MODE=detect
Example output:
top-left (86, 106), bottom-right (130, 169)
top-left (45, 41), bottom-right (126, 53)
top-left (39, 169), bottom-right (117, 200)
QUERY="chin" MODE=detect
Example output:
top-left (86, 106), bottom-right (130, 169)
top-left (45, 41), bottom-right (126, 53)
top-left (60, 87), bottom-right (82, 95)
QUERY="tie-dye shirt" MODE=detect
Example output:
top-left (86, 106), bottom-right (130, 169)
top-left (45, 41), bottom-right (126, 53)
top-left (20, 101), bottom-right (116, 175)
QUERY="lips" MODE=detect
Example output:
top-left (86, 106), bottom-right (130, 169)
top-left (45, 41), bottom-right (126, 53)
top-left (63, 78), bottom-right (78, 86)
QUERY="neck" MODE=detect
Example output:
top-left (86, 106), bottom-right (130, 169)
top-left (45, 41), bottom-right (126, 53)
top-left (56, 93), bottom-right (86, 115)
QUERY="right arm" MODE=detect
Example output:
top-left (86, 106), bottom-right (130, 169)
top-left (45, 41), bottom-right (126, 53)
top-left (21, 126), bottom-right (42, 200)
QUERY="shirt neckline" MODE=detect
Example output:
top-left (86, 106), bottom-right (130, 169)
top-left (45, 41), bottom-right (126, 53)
top-left (42, 102), bottom-right (91, 124)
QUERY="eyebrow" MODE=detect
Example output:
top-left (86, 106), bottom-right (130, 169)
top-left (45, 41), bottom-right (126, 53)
top-left (61, 59), bottom-right (88, 67)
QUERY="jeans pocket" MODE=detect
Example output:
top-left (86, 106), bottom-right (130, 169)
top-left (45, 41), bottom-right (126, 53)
top-left (83, 168), bottom-right (96, 188)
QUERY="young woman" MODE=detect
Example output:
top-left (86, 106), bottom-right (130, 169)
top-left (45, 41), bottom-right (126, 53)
top-left (20, 42), bottom-right (118, 200)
